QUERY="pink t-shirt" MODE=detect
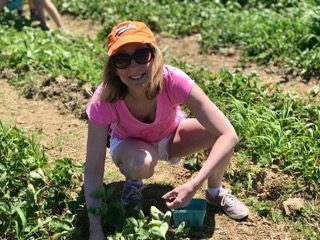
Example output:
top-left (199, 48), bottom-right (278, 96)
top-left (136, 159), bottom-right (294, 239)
top-left (86, 65), bottom-right (195, 142)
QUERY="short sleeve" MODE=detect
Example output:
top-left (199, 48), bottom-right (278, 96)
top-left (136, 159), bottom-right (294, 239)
top-left (86, 84), bottom-right (113, 128)
top-left (164, 65), bottom-right (195, 105)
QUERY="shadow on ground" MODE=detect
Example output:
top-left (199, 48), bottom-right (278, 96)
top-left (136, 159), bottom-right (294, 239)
top-left (69, 181), bottom-right (216, 239)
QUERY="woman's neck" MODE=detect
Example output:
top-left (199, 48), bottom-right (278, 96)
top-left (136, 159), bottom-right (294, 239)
top-left (126, 89), bottom-right (148, 102)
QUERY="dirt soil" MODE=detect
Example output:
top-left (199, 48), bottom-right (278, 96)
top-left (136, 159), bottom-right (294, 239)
top-left (1, 15), bottom-right (316, 239)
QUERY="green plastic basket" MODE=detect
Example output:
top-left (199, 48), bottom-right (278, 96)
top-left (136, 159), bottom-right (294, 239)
top-left (172, 198), bottom-right (207, 227)
top-left (6, 0), bottom-right (21, 11)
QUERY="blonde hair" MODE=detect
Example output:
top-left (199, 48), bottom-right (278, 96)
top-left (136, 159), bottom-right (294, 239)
top-left (100, 43), bottom-right (164, 102)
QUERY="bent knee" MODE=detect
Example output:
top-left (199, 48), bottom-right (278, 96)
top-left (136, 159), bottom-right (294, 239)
top-left (131, 151), bottom-right (157, 179)
top-left (118, 150), bottom-right (158, 179)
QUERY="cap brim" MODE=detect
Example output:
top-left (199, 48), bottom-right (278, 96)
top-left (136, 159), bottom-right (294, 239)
top-left (107, 35), bottom-right (154, 56)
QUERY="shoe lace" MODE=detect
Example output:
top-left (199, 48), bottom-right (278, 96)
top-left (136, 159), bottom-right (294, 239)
top-left (126, 185), bottom-right (145, 202)
top-left (220, 191), bottom-right (236, 207)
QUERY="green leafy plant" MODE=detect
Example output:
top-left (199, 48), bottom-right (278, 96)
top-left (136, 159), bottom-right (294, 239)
top-left (0, 122), bottom-right (80, 239)
top-left (183, 153), bottom-right (203, 172)
top-left (88, 186), bottom-right (186, 239)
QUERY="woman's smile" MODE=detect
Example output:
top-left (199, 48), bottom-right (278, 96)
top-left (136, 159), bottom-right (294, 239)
top-left (129, 72), bottom-right (146, 81)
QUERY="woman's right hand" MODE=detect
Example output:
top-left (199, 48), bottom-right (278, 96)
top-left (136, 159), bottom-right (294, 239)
top-left (162, 181), bottom-right (197, 209)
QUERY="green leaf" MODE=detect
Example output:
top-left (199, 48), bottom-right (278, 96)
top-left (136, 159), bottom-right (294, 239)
top-left (29, 169), bottom-right (44, 180)
top-left (87, 206), bottom-right (102, 216)
top-left (150, 222), bottom-right (169, 239)
top-left (25, 217), bottom-right (52, 237)
top-left (27, 183), bottom-right (35, 194)
top-left (0, 219), bottom-right (10, 236)
top-left (175, 221), bottom-right (186, 237)
top-left (15, 206), bottom-right (26, 230)
top-left (90, 186), bottom-right (106, 199)
top-left (148, 219), bottom-right (163, 227)
top-left (0, 201), bottom-right (10, 211)
top-left (159, 222), bottom-right (169, 237)
top-left (100, 202), bottom-right (108, 215)
top-left (126, 217), bottom-right (138, 227)
top-left (0, 163), bottom-right (6, 171)
top-left (67, 200), bottom-right (80, 214)
top-left (163, 211), bottom-right (172, 224)
top-left (150, 206), bottom-right (164, 220)
top-left (104, 186), bottom-right (115, 200)
top-left (0, 201), bottom-right (10, 236)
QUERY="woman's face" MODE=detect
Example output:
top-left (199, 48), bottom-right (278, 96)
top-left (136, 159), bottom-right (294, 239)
top-left (114, 43), bottom-right (154, 93)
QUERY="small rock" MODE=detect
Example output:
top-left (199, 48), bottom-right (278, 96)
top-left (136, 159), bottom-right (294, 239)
top-left (265, 67), bottom-right (277, 74)
top-left (219, 47), bottom-right (236, 56)
top-left (282, 198), bottom-right (305, 216)
top-left (309, 86), bottom-right (319, 96)
top-left (228, 47), bottom-right (236, 56)
top-left (55, 75), bottom-right (67, 85)
top-left (82, 83), bottom-right (93, 98)
top-left (219, 48), bottom-right (229, 56)
top-left (271, 164), bottom-right (280, 172)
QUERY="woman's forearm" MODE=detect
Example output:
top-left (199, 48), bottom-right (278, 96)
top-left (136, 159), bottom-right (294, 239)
top-left (84, 164), bottom-right (105, 231)
top-left (84, 121), bottom-right (108, 236)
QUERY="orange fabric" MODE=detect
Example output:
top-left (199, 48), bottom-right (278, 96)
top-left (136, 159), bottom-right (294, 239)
top-left (107, 21), bottom-right (156, 56)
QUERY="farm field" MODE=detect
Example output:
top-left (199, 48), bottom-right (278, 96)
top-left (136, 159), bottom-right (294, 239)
top-left (0, 1), bottom-right (319, 239)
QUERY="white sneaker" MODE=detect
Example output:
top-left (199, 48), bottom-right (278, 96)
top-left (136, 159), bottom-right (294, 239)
top-left (205, 189), bottom-right (249, 220)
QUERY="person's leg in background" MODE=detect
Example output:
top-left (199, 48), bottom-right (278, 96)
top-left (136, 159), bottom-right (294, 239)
top-left (28, 0), bottom-right (38, 20)
top-left (17, 0), bottom-right (24, 17)
top-left (29, 0), bottom-right (62, 30)
top-left (31, 0), bottom-right (48, 30)
top-left (42, 0), bottom-right (62, 28)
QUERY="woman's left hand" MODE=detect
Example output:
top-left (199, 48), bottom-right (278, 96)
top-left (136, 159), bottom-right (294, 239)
top-left (162, 181), bottom-right (197, 209)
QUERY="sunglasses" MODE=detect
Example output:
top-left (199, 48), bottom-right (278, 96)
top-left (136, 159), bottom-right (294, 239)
top-left (112, 48), bottom-right (154, 69)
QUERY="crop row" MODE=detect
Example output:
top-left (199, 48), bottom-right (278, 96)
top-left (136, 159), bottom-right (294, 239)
top-left (54, 0), bottom-right (320, 78)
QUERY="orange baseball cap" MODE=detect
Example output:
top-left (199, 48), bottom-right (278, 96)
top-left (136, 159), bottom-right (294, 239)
top-left (107, 21), bottom-right (156, 56)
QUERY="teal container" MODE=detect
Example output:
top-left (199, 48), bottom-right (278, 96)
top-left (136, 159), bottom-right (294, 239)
top-left (172, 198), bottom-right (207, 227)
top-left (6, 0), bottom-right (21, 11)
